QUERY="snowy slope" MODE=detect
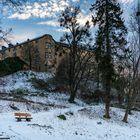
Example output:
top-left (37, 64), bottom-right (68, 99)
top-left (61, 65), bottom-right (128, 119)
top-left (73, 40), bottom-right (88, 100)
top-left (0, 103), bottom-right (140, 140)
top-left (0, 71), bottom-right (140, 140)
top-left (0, 71), bottom-right (53, 93)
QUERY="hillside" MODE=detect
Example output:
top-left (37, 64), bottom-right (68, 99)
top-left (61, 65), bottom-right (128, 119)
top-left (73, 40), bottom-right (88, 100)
top-left (0, 71), bottom-right (53, 94)
top-left (0, 71), bottom-right (140, 140)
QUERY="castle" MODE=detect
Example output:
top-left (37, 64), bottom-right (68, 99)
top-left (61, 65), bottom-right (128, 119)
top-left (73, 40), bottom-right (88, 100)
top-left (0, 34), bottom-right (68, 72)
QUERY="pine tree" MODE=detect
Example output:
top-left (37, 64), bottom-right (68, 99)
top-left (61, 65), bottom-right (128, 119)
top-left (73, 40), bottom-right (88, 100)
top-left (91, 0), bottom-right (127, 118)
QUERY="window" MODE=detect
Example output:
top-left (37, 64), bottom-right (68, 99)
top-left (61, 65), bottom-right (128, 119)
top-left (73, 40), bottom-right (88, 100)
top-left (14, 52), bottom-right (17, 57)
top-left (38, 66), bottom-right (40, 71)
top-left (46, 43), bottom-right (52, 48)
top-left (35, 40), bottom-right (39, 43)
top-left (59, 53), bottom-right (62, 57)
top-left (45, 52), bottom-right (51, 59)
top-left (13, 47), bottom-right (16, 51)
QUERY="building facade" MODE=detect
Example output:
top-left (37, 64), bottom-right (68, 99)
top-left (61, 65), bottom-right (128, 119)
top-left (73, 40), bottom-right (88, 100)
top-left (0, 34), bottom-right (68, 72)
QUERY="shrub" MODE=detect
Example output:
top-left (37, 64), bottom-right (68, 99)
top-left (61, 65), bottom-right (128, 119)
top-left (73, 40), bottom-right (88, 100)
top-left (31, 78), bottom-right (52, 91)
top-left (10, 89), bottom-right (27, 99)
top-left (57, 114), bottom-right (66, 120)
top-left (55, 56), bottom-right (69, 85)
top-left (9, 103), bottom-right (20, 111)
top-left (0, 57), bottom-right (28, 76)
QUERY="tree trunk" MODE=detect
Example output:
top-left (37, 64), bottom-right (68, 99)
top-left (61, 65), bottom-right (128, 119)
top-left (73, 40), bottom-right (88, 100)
top-left (104, 80), bottom-right (111, 118)
top-left (104, 0), bottom-right (111, 119)
top-left (122, 108), bottom-right (129, 123)
top-left (68, 88), bottom-right (76, 103)
top-left (123, 85), bottom-right (138, 122)
top-left (122, 100), bottom-right (132, 123)
top-left (96, 63), bottom-right (100, 89)
top-left (105, 100), bottom-right (110, 118)
top-left (29, 48), bottom-right (32, 70)
top-left (118, 93), bottom-right (122, 106)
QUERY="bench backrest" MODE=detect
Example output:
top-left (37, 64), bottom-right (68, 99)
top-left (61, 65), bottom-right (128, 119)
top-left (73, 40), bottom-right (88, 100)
top-left (14, 113), bottom-right (31, 117)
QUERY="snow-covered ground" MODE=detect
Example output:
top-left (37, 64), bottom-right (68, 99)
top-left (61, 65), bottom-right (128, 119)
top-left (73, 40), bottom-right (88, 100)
top-left (0, 100), bottom-right (140, 140)
top-left (0, 71), bottom-right (140, 140)
top-left (0, 71), bottom-right (53, 93)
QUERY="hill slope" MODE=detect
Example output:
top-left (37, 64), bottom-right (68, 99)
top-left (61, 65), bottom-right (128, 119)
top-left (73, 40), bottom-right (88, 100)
top-left (0, 71), bottom-right (140, 140)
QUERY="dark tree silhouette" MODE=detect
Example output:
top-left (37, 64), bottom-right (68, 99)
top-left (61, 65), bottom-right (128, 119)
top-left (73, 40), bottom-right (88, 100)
top-left (58, 6), bottom-right (94, 103)
top-left (122, 8), bottom-right (140, 123)
top-left (91, 0), bottom-right (127, 118)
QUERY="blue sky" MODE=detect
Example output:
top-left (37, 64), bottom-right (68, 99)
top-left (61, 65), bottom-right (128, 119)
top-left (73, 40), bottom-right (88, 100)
top-left (1, 0), bottom-right (135, 45)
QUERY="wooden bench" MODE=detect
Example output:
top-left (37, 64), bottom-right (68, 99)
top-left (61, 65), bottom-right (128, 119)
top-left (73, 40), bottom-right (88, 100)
top-left (14, 113), bottom-right (32, 122)
top-left (0, 135), bottom-right (10, 140)
top-left (0, 138), bottom-right (10, 139)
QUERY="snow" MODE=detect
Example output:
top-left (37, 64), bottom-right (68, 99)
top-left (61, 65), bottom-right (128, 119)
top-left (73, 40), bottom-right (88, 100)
top-left (0, 102), bottom-right (140, 140)
top-left (0, 71), bottom-right (140, 140)
top-left (0, 71), bottom-right (53, 93)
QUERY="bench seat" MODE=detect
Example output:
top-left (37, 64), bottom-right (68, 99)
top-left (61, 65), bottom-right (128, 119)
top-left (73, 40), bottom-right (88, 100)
top-left (14, 113), bottom-right (32, 122)
top-left (0, 137), bottom-right (10, 139)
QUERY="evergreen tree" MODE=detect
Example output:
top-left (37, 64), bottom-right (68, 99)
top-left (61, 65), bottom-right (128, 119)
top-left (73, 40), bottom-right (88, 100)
top-left (91, 0), bottom-right (127, 118)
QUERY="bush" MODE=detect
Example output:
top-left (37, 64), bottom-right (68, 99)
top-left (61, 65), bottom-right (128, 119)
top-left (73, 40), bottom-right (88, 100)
top-left (0, 57), bottom-right (28, 76)
top-left (9, 103), bottom-right (20, 111)
top-left (31, 78), bottom-right (52, 91)
top-left (55, 56), bottom-right (69, 85)
top-left (10, 89), bottom-right (27, 99)
top-left (57, 114), bottom-right (66, 120)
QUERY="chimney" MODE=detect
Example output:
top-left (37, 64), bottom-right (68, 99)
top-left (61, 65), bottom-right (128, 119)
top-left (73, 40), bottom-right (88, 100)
top-left (2, 46), bottom-right (6, 50)
top-left (8, 43), bottom-right (14, 48)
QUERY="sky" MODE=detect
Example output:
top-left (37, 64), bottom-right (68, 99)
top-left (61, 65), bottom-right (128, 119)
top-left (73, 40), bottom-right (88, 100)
top-left (0, 0), bottom-right (136, 46)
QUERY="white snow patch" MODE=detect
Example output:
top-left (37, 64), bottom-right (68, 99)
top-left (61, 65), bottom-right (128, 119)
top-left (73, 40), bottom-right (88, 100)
top-left (0, 71), bottom-right (53, 93)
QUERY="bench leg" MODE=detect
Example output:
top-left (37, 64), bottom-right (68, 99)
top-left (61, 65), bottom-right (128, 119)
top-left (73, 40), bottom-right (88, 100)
top-left (26, 118), bottom-right (31, 122)
top-left (17, 118), bottom-right (21, 122)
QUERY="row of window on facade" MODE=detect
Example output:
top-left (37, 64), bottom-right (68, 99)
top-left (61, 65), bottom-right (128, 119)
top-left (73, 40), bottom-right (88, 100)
top-left (1, 41), bottom-right (55, 60)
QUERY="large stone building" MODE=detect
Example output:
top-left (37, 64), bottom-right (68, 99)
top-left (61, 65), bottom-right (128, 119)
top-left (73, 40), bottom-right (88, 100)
top-left (0, 34), bottom-right (68, 72)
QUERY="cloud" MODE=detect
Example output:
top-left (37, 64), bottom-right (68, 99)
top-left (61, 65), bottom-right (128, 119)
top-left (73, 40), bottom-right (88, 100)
top-left (11, 32), bottom-right (36, 44)
top-left (9, 13), bottom-right (31, 20)
top-left (77, 13), bottom-right (92, 26)
top-left (72, 0), bottom-right (80, 2)
top-left (8, 0), bottom-right (70, 20)
top-left (38, 20), bottom-right (59, 27)
top-left (56, 28), bottom-right (70, 32)
top-left (37, 12), bottom-right (92, 28)
top-left (119, 0), bottom-right (134, 3)
top-left (8, 0), bottom-right (134, 20)
top-left (55, 13), bottom-right (92, 33)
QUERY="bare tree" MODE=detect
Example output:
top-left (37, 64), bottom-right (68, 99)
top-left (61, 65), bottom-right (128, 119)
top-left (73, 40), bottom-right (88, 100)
top-left (58, 6), bottom-right (94, 103)
top-left (0, 0), bottom-right (27, 46)
top-left (21, 44), bottom-right (41, 70)
top-left (122, 7), bottom-right (140, 123)
top-left (0, 1), bottom-right (30, 99)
